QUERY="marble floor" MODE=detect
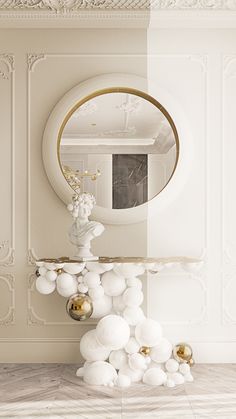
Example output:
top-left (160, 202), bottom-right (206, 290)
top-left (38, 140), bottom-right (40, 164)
top-left (0, 364), bottom-right (235, 419)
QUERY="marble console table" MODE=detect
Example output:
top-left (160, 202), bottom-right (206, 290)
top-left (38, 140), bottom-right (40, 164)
top-left (35, 256), bottom-right (201, 388)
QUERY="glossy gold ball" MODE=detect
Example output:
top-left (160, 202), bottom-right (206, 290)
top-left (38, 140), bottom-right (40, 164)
top-left (66, 293), bottom-right (93, 321)
top-left (57, 269), bottom-right (62, 274)
top-left (139, 346), bottom-right (151, 356)
top-left (173, 343), bottom-right (193, 363)
top-left (187, 358), bottom-right (195, 368)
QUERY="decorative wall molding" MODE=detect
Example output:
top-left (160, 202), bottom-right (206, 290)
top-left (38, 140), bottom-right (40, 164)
top-left (0, 274), bottom-right (15, 326)
top-left (27, 54), bottom-right (46, 72)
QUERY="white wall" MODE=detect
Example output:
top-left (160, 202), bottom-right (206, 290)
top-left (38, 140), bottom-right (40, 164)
top-left (0, 26), bottom-right (236, 362)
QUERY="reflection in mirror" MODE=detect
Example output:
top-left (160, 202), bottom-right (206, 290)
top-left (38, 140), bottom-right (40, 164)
top-left (59, 90), bottom-right (178, 210)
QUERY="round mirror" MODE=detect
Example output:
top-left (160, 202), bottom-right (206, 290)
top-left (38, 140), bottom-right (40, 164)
top-left (58, 88), bottom-right (179, 210)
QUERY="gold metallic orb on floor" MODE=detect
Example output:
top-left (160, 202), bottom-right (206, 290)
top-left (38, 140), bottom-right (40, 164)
top-left (66, 293), bottom-right (93, 321)
top-left (173, 343), bottom-right (193, 363)
top-left (187, 358), bottom-right (195, 368)
top-left (139, 346), bottom-right (151, 356)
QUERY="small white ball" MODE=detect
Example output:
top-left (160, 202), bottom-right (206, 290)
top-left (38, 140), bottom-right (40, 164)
top-left (80, 329), bottom-right (110, 362)
top-left (44, 263), bottom-right (56, 271)
top-left (38, 266), bottom-right (47, 276)
top-left (83, 361), bottom-right (117, 386)
top-left (76, 367), bottom-right (84, 377)
top-left (109, 349), bottom-right (127, 369)
top-left (54, 263), bottom-right (64, 269)
top-left (88, 285), bottom-right (104, 300)
top-left (179, 363), bottom-right (191, 375)
top-left (129, 353), bottom-right (147, 371)
top-left (116, 373), bottom-right (131, 388)
top-left (36, 276), bottom-right (56, 294)
top-left (169, 372), bottom-right (185, 385)
top-left (143, 368), bottom-right (167, 386)
top-left (78, 283), bottom-right (89, 294)
top-left (185, 372), bottom-right (194, 382)
top-left (126, 277), bottom-right (142, 289)
top-left (123, 288), bottom-right (143, 307)
top-left (113, 295), bottom-right (126, 314)
top-left (45, 270), bottom-right (57, 282)
top-left (86, 262), bottom-right (107, 274)
top-left (90, 295), bottom-right (113, 319)
top-left (119, 364), bottom-right (144, 383)
top-left (165, 359), bottom-right (179, 373)
top-left (100, 263), bottom-right (114, 272)
top-left (96, 315), bottom-right (130, 350)
top-left (135, 319), bottom-right (162, 347)
top-left (63, 263), bottom-right (85, 274)
top-left (84, 272), bottom-right (101, 288)
top-left (57, 273), bottom-right (75, 289)
top-left (82, 269), bottom-right (88, 276)
top-left (57, 283), bottom-right (78, 297)
top-left (101, 271), bottom-right (126, 297)
top-left (165, 378), bottom-right (175, 388)
top-left (77, 276), bottom-right (84, 283)
top-left (123, 307), bottom-right (145, 326)
top-left (150, 338), bottom-right (172, 363)
top-left (124, 337), bottom-right (140, 354)
top-left (145, 356), bottom-right (151, 365)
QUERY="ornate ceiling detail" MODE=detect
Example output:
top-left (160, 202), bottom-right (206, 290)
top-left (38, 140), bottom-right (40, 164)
top-left (0, 0), bottom-right (236, 11)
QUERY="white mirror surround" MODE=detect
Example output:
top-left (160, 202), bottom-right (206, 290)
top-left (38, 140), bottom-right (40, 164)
top-left (43, 74), bottom-right (193, 224)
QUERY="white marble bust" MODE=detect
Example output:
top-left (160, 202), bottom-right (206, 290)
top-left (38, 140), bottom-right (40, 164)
top-left (67, 193), bottom-right (105, 259)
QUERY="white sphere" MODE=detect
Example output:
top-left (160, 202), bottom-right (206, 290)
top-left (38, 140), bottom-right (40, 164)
top-left (54, 263), bottom-right (64, 269)
top-left (165, 378), bottom-right (175, 388)
top-left (84, 272), bottom-right (101, 288)
top-left (57, 273), bottom-right (75, 289)
top-left (78, 283), bottom-right (89, 294)
top-left (114, 263), bottom-right (145, 278)
top-left (101, 271), bottom-right (126, 297)
top-left (76, 367), bottom-right (84, 377)
top-left (165, 359), bottom-right (179, 373)
top-left (83, 361), bottom-right (117, 386)
top-left (123, 307), bottom-right (145, 326)
top-left (45, 270), bottom-right (57, 282)
top-left (123, 288), bottom-right (143, 307)
top-left (57, 283), bottom-right (78, 297)
top-left (145, 356), bottom-right (151, 365)
top-left (36, 276), bottom-right (56, 294)
top-left (125, 337), bottom-right (140, 354)
top-left (185, 372), bottom-right (194, 382)
top-left (80, 329), bottom-right (110, 362)
top-left (129, 353), bottom-right (147, 371)
top-left (109, 349), bottom-right (127, 369)
top-left (116, 373), bottom-right (131, 388)
top-left (38, 266), bottom-right (47, 276)
top-left (96, 315), bottom-right (130, 350)
top-left (88, 285), bottom-right (104, 300)
top-left (86, 262), bottom-right (107, 274)
top-left (179, 363), bottom-right (191, 375)
top-left (100, 263), bottom-right (114, 272)
top-left (81, 269), bottom-right (88, 276)
top-left (63, 263), bottom-right (85, 274)
top-left (169, 372), bottom-right (185, 385)
top-left (143, 368), bottom-right (167, 386)
top-left (150, 338), bottom-right (172, 363)
top-left (126, 277), bottom-right (142, 289)
top-left (44, 263), bottom-right (56, 271)
top-left (119, 364), bottom-right (144, 383)
top-left (113, 295), bottom-right (126, 313)
top-left (90, 295), bottom-right (113, 319)
top-left (135, 319), bottom-right (162, 347)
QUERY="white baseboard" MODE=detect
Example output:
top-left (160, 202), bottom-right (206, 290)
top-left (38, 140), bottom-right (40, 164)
top-left (191, 341), bottom-right (236, 363)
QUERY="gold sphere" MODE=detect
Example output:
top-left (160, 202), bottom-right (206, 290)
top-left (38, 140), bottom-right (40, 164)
top-left (139, 346), bottom-right (151, 356)
top-left (66, 293), bottom-right (93, 321)
top-left (187, 358), bottom-right (195, 368)
top-left (57, 269), bottom-right (62, 274)
top-left (173, 343), bottom-right (193, 363)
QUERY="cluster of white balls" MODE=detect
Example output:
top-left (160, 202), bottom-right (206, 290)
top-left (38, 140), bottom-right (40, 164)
top-left (35, 260), bottom-right (194, 388)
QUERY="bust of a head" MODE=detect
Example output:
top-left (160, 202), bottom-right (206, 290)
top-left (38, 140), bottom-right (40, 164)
top-left (67, 193), bottom-right (96, 220)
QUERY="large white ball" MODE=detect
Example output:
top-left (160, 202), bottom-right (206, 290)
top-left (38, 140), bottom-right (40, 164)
top-left (123, 288), bottom-right (143, 307)
top-left (80, 329), bottom-right (110, 362)
top-left (114, 264), bottom-right (145, 278)
top-left (101, 271), bottom-right (126, 297)
top-left (143, 368), bottom-right (167, 386)
top-left (86, 262), bottom-right (107, 274)
top-left (168, 372), bottom-right (185, 385)
top-left (123, 307), bottom-right (145, 326)
top-left (135, 319), bottom-right (162, 347)
top-left (113, 294), bottom-right (126, 313)
top-left (63, 263), bottom-right (85, 274)
top-left (88, 285), bottom-right (104, 300)
top-left (84, 272), bottom-right (101, 288)
top-left (57, 273), bottom-right (75, 289)
top-left (36, 276), bottom-right (56, 294)
top-left (96, 315), bottom-right (130, 350)
top-left (57, 280), bottom-right (78, 297)
top-left (45, 270), bottom-right (57, 282)
top-left (38, 266), bottom-right (47, 276)
top-left (119, 364), bottom-right (144, 383)
top-left (165, 359), bottom-right (179, 373)
top-left (90, 295), bottom-right (112, 319)
top-left (129, 353), bottom-right (147, 371)
top-left (116, 373), bottom-right (131, 388)
top-left (83, 361), bottom-right (117, 386)
top-left (126, 277), bottom-right (142, 289)
top-left (78, 283), bottom-right (88, 294)
top-left (150, 338), bottom-right (172, 363)
top-left (124, 337), bottom-right (140, 354)
top-left (109, 349), bottom-right (127, 369)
